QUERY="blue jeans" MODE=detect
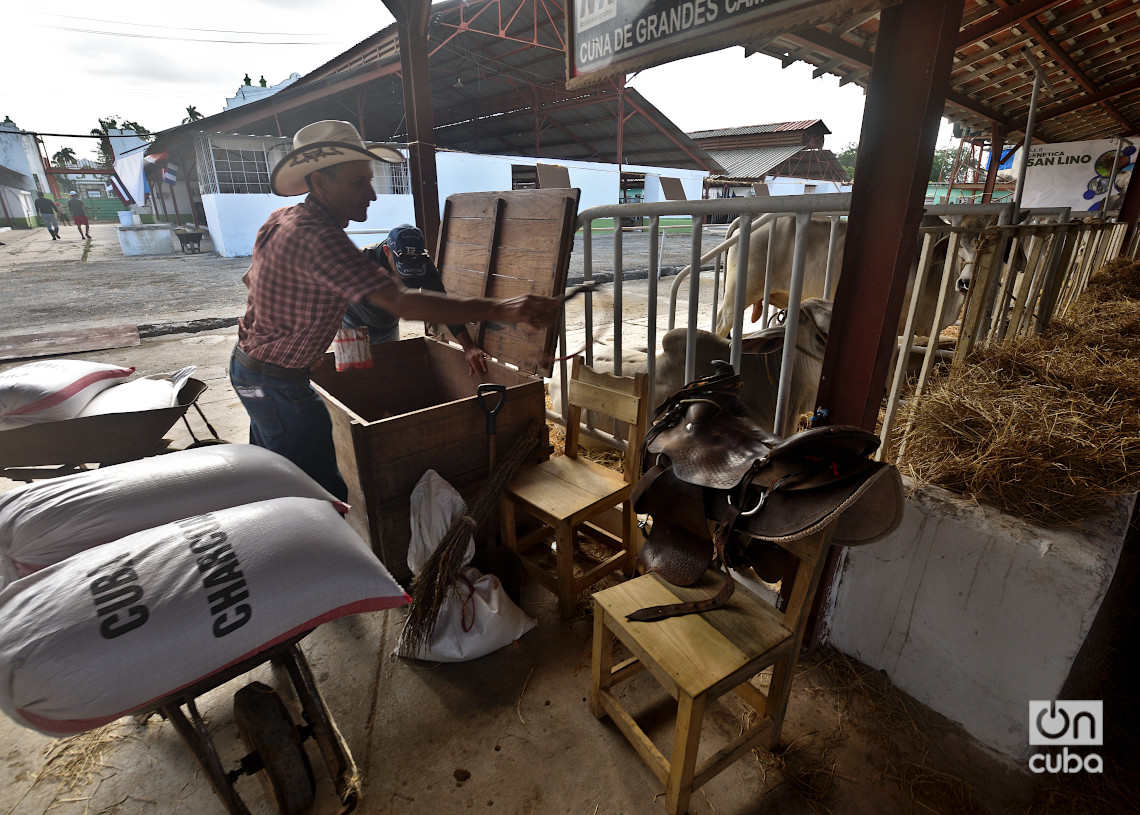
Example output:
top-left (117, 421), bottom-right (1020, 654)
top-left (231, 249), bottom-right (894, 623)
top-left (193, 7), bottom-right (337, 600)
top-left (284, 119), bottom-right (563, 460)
top-left (41, 213), bottom-right (59, 236)
top-left (228, 347), bottom-right (348, 501)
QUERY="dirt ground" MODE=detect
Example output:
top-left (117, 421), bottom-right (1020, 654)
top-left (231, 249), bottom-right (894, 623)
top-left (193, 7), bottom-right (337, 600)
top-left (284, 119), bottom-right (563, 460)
top-left (0, 222), bottom-right (1134, 814)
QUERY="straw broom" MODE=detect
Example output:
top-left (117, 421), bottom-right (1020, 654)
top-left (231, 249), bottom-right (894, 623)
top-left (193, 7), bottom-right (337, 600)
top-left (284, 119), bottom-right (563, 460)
top-left (399, 429), bottom-right (539, 656)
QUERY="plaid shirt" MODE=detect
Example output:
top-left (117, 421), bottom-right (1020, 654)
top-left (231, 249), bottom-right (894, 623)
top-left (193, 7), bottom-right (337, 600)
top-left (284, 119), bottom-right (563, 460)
top-left (237, 196), bottom-right (398, 368)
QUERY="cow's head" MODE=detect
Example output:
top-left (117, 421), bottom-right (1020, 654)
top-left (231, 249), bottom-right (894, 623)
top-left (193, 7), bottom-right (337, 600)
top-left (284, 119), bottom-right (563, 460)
top-left (740, 298), bottom-right (831, 361)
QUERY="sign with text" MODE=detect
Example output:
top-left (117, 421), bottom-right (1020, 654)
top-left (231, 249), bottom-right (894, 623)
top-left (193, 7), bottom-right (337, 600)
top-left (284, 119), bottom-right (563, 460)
top-left (566, 0), bottom-right (898, 88)
top-left (1021, 138), bottom-right (1135, 213)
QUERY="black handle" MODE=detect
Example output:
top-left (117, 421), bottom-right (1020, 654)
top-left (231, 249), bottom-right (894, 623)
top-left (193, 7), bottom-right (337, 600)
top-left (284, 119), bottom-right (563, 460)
top-left (476, 383), bottom-right (507, 435)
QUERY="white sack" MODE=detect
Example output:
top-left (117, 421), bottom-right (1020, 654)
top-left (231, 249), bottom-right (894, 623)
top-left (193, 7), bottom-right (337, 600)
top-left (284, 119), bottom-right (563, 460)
top-left (0, 360), bottom-right (134, 430)
top-left (399, 566), bottom-right (537, 663)
top-left (0, 497), bottom-right (408, 736)
top-left (77, 366), bottom-right (197, 416)
top-left (397, 469), bottom-right (535, 662)
top-left (407, 468), bottom-right (474, 575)
top-left (0, 445), bottom-right (347, 587)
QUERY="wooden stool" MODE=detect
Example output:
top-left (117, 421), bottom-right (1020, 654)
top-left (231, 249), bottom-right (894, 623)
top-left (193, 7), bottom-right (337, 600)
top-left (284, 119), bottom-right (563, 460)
top-left (590, 525), bottom-right (833, 814)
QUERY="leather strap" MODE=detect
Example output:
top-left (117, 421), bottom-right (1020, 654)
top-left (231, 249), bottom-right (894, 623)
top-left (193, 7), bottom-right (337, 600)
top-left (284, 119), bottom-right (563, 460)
top-left (627, 502), bottom-right (741, 622)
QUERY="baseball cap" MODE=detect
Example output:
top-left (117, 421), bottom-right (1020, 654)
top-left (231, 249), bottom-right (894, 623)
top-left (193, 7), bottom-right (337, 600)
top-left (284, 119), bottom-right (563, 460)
top-left (69, 191), bottom-right (77, 196)
top-left (385, 224), bottom-right (428, 279)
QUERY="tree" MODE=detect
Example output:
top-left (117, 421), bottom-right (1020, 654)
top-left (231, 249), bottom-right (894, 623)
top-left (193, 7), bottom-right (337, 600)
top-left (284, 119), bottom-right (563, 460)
top-left (929, 143), bottom-right (971, 184)
top-left (52, 147), bottom-right (77, 167)
top-left (182, 105), bottom-right (203, 124)
top-left (89, 116), bottom-right (152, 165)
top-left (835, 142), bottom-right (858, 180)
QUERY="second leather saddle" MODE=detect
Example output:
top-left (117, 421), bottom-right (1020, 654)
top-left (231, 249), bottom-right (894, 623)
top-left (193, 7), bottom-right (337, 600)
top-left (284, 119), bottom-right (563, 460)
top-left (630, 363), bottom-right (904, 621)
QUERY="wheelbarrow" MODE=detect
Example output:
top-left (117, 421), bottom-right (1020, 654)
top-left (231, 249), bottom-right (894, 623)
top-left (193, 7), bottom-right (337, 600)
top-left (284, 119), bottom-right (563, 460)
top-left (175, 229), bottom-right (205, 253)
top-left (141, 632), bottom-right (360, 815)
top-left (0, 377), bottom-right (224, 479)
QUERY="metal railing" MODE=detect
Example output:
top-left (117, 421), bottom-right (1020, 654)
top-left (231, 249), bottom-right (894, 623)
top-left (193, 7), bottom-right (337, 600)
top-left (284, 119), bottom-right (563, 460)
top-left (554, 195), bottom-right (1134, 454)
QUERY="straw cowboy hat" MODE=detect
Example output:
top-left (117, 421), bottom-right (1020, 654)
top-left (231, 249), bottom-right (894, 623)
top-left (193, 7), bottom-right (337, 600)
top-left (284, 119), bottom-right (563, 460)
top-left (270, 120), bottom-right (404, 197)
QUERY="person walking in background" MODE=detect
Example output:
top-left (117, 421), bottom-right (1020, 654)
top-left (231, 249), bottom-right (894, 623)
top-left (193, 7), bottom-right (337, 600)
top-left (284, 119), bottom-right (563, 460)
top-left (34, 193), bottom-right (61, 240)
top-left (67, 192), bottom-right (92, 240)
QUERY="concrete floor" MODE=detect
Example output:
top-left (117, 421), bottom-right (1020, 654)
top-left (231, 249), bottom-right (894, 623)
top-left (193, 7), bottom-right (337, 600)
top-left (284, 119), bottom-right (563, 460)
top-left (0, 222), bottom-right (1094, 814)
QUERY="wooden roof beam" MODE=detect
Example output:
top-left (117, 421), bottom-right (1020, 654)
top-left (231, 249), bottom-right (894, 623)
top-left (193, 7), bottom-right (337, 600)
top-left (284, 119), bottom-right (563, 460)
top-left (622, 94), bottom-right (724, 173)
top-left (1008, 73), bottom-right (1140, 132)
top-left (201, 62), bottom-right (398, 136)
top-left (956, 0), bottom-right (1058, 48)
top-left (1024, 16), bottom-right (1135, 132)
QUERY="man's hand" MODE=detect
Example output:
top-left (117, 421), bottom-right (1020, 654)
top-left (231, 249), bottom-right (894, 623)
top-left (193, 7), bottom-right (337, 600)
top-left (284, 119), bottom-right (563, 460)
top-left (495, 294), bottom-right (561, 328)
top-left (463, 343), bottom-right (488, 376)
top-left (456, 330), bottom-right (489, 376)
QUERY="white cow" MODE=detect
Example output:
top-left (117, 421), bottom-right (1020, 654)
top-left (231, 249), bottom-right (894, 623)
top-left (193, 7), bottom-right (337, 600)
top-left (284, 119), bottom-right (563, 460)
top-left (715, 214), bottom-right (981, 339)
top-left (552, 298), bottom-right (832, 435)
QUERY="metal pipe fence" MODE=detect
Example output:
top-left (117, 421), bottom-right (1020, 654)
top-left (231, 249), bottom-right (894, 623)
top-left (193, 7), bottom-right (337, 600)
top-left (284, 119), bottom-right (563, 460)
top-left (553, 196), bottom-right (1134, 455)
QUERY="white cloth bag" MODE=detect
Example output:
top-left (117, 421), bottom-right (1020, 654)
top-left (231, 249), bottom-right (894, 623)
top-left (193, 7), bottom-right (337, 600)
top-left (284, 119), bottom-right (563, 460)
top-left (0, 445), bottom-right (346, 587)
top-left (396, 470), bottom-right (535, 662)
top-left (77, 366), bottom-right (198, 416)
top-left (0, 497), bottom-right (408, 736)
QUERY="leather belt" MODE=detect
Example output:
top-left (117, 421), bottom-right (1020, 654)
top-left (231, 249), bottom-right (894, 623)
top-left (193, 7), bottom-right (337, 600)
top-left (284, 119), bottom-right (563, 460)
top-left (232, 346), bottom-right (311, 382)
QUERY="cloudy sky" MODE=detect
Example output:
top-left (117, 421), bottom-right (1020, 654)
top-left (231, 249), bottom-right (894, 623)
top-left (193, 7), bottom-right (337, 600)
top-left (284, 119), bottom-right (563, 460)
top-left (8, 2), bottom-right (954, 165)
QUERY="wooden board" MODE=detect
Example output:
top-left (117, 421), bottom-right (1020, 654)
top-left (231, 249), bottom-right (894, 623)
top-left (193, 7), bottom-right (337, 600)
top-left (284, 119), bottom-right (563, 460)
top-left (0, 324), bottom-right (140, 361)
top-left (434, 189), bottom-right (580, 377)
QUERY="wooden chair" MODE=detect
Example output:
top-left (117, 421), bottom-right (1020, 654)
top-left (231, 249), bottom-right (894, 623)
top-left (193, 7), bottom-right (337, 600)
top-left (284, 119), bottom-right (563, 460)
top-left (501, 356), bottom-right (648, 618)
top-left (590, 522), bottom-right (836, 815)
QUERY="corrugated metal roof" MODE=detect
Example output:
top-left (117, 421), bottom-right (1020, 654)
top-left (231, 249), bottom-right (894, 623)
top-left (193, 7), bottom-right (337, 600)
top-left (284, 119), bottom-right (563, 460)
top-left (706, 145), bottom-right (805, 177)
top-left (744, 0), bottom-right (1140, 143)
top-left (0, 163), bottom-right (31, 188)
top-left (687, 121), bottom-right (827, 140)
top-left (150, 0), bottom-right (723, 174)
top-left (150, 0), bottom-right (1140, 173)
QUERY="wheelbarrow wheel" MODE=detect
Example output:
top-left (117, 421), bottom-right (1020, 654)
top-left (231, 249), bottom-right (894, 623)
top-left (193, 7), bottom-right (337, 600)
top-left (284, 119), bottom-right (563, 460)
top-left (233, 682), bottom-right (315, 815)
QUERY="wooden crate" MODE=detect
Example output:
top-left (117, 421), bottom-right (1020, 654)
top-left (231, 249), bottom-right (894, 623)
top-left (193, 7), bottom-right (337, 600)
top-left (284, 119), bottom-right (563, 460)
top-left (312, 188), bottom-right (580, 581)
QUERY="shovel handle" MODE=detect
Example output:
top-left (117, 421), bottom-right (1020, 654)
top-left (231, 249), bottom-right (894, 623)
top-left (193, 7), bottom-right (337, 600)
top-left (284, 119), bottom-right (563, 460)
top-left (476, 383), bottom-right (507, 435)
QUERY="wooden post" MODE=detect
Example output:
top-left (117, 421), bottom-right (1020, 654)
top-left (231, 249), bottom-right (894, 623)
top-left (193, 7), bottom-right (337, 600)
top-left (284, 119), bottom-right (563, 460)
top-left (981, 123), bottom-right (1006, 203)
top-left (814, 0), bottom-right (966, 430)
top-left (1119, 151), bottom-right (1140, 249)
top-left (807, 0), bottom-right (965, 647)
top-left (169, 179), bottom-right (181, 226)
top-left (386, 0), bottom-right (442, 254)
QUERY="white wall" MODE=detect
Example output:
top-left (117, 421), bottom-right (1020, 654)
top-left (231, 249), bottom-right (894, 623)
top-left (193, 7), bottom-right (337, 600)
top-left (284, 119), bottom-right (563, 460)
top-left (203, 192), bottom-right (416, 257)
top-left (0, 187), bottom-right (34, 221)
top-left (640, 171), bottom-right (707, 203)
top-left (755, 176), bottom-right (849, 196)
top-left (437, 152), bottom-right (513, 202)
top-left (825, 483), bottom-right (1132, 760)
top-left (205, 149), bottom-right (708, 256)
top-left (0, 124), bottom-right (40, 190)
top-left (435, 151), bottom-right (628, 212)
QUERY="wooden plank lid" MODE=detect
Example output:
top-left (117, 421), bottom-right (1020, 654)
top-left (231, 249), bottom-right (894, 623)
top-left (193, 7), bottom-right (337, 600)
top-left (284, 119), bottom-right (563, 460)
top-left (433, 188), bottom-right (580, 377)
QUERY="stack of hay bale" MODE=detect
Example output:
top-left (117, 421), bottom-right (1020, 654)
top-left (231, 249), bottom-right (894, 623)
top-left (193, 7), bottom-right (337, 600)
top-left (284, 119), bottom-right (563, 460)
top-left (890, 257), bottom-right (1140, 527)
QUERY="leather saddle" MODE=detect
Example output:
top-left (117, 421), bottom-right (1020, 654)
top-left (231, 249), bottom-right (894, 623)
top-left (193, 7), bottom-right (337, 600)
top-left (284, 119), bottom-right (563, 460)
top-left (629, 362), bottom-right (904, 622)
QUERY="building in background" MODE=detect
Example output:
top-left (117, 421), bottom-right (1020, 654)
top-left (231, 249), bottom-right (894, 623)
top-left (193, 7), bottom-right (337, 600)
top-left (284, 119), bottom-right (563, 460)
top-left (689, 121), bottom-right (852, 200)
top-left (0, 119), bottom-right (47, 228)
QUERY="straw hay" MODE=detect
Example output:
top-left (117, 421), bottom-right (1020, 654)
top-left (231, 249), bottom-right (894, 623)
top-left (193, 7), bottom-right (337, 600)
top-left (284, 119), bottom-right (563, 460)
top-left (800, 648), bottom-right (987, 815)
top-left (890, 257), bottom-right (1140, 527)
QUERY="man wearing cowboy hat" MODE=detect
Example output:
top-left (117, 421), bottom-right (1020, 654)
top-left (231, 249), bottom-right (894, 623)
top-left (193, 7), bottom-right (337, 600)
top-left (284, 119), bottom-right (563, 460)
top-left (231, 120), bottom-right (560, 501)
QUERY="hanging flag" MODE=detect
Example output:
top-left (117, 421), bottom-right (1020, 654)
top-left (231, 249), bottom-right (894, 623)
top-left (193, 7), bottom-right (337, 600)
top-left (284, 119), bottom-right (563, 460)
top-left (163, 161), bottom-right (179, 186)
top-left (144, 150), bottom-right (170, 164)
top-left (109, 172), bottom-right (134, 206)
